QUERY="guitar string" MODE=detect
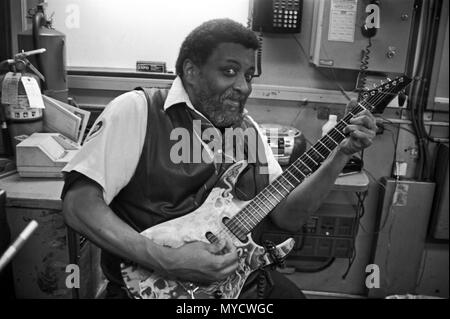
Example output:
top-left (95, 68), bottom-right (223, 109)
top-left (220, 93), bottom-right (395, 241)
top-left (212, 83), bottom-right (400, 243)
top-left (224, 87), bottom-right (396, 236)
top-left (209, 82), bottom-right (401, 244)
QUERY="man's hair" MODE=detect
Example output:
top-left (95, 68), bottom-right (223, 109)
top-left (175, 18), bottom-right (259, 77)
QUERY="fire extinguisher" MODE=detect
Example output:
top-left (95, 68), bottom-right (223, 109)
top-left (18, 2), bottom-right (68, 102)
top-left (0, 49), bottom-right (46, 156)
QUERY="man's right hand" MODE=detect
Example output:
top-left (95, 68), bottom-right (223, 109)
top-left (155, 239), bottom-right (239, 284)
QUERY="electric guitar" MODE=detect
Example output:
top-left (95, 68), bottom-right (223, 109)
top-left (121, 76), bottom-right (411, 299)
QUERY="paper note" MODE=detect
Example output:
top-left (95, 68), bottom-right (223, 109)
top-left (1, 72), bottom-right (21, 104)
top-left (43, 95), bottom-right (91, 145)
top-left (328, 0), bottom-right (358, 43)
top-left (21, 76), bottom-right (45, 109)
top-left (42, 95), bottom-right (83, 143)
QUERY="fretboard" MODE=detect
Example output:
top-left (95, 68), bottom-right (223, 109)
top-left (225, 100), bottom-right (374, 239)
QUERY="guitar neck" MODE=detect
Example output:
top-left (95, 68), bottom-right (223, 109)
top-left (225, 101), bottom-right (375, 237)
top-left (224, 75), bottom-right (411, 239)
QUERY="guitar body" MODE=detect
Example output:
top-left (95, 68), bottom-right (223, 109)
top-left (121, 161), bottom-right (295, 299)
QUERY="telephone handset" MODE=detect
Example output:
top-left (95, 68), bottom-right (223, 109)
top-left (361, 0), bottom-right (380, 38)
top-left (361, 23), bottom-right (377, 38)
top-left (251, 0), bottom-right (303, 34)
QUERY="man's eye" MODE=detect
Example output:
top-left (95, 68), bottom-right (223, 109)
top-left (224, 68), bottom-right (237, 76)
top-left (245, 74), bottom-right (254, 82)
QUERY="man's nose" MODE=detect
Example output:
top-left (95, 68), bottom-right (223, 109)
top-left (233, 74), bottom-right (251, 96)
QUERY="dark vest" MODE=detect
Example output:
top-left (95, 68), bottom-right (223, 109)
top-left (103, 87), bottom-right (270, 285)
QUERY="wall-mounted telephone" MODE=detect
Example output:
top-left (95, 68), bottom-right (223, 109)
top-left (250, 0), bottom-right (303, 34)
top-left (310, 0), bottom-right (414, 74)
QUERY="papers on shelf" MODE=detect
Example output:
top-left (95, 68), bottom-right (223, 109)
top-left (42, 95), bottom-right (90, 145)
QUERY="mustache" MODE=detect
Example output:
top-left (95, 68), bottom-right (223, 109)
top-left (219, 89), bottom-right (247, 104)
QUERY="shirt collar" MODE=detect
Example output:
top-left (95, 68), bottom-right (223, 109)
top-left (163, 76), bottom-right (196, 111)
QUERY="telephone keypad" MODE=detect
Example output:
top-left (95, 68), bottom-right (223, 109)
top-left (272, 0), bottom-right (302, 31)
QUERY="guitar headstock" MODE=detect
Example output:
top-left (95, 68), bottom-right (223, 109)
top-left (361, 76), bottom-right (412, 114)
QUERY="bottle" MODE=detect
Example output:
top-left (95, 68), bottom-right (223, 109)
top-left (322, 114), bottom-right (338, 137)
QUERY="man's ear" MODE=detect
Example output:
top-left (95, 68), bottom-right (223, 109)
top-left (183, 59), bottom-right (199, 85)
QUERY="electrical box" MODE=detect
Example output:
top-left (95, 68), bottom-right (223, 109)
top-left (430, 144), bottom-right (449, 240)
top-left (369, 178), bottom-right (435, 298)
top-left (310, 0), bottom-right (415, 73)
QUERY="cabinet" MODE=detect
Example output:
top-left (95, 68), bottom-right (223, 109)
top-left (0, 173), bottom-right (104, 299)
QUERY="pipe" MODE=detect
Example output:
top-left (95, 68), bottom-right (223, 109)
top-left (379, 118), bottom-right (449, 127)
top-left (32, 10), bottom-right (47, 90)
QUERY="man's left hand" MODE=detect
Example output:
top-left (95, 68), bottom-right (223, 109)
top-left (339, 110), bottom-right (377, 155)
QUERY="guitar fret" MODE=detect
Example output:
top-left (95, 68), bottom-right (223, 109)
top-left (282, 175), bottom-right (295, 188)
top-left (271, 185), bottom-right (285, 198)
top-left (257, 194), bottom-right (273, 210)
top-left (292, 165), bottom-right (307, 178)
top-left (299, 159), bottom-right (312, 172)
top-left (357, 103), bottom-right (369, 113)
top-left (286, 170), bottom-right (301, 183)
top-left (334, 129), bottom-right (346, 138)
top-left (276, 179), bottom-right (289, 192)
top-left (318, 140), bottom-right (332, 152)
top-left (305, 153), bottom-right (318, 166)
top-left (324, 135), bottom-right (339, 146)
top-left (229, 217), bottom-right (250, 234)
top-left (261, 192), bottom-right (277, 207)
top-left (235, 211), bottom-right (253, 231)
top-left (251, 200), bottom-right (268, 216)
top-left (361, 101), bottom-right (373, 112)
top-left (241, 205), bottom-right (264, 230)
top-left (312, 147), bottom-right (325, 160)
top-left (247, 204), bottom-right (265, 220)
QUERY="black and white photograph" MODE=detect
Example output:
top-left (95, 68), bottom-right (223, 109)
top-left (0, 0), bottom-right (448, 308)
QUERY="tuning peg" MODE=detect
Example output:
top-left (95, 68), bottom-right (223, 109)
top-left (387, 77), bottom-right (392, 82)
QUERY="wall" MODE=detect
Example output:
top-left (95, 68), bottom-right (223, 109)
top-left (44, 0), bottom-right (250, 70)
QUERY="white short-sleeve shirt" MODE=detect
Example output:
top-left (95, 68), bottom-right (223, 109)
top-left (62, 77), bottom-right (282, 204)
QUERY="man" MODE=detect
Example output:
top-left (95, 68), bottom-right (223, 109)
top-left (61, 18), bottom-right (376, 299)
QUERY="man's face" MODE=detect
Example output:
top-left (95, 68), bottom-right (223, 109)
top-left (191, 42), bottom-right (256, 128)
